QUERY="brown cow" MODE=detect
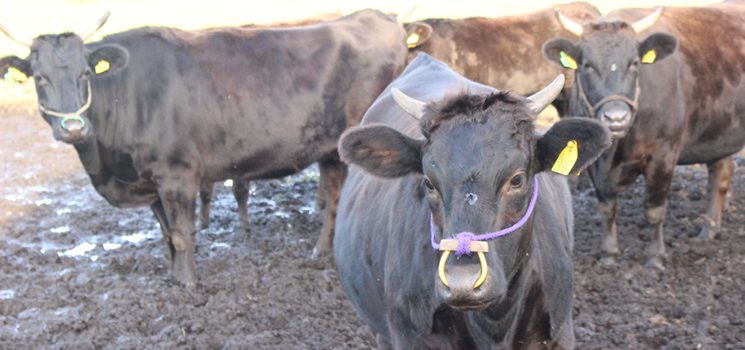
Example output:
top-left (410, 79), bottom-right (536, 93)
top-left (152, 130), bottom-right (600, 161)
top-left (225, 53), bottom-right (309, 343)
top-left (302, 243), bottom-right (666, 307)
top-left (404, 2), bottom-right (601, 116)
top-left (543, 3), bottom-right (745, 268)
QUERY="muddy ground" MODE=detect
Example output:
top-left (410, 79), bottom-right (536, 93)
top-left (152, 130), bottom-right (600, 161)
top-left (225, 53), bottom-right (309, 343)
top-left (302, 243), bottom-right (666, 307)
top-left (0, 104), bottom-right (743, 350)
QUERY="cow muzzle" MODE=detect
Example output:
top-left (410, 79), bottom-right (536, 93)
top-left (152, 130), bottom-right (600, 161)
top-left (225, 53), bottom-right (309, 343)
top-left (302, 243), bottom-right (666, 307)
top-left (435, 246), bottom-right (502, 311)
top-left (575, 74), bottom-right (640, 139)
top-left (597, 101), bottom-right (634, 138)
top-left (39, 82), bottom-right (93, 144)
top-left (57, 116), bottom-right (89, 143)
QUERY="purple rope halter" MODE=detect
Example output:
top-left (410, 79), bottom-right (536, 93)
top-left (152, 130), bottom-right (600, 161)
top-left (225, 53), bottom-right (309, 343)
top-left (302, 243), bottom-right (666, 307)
top-left (430, 176), bottom-right (539, 256)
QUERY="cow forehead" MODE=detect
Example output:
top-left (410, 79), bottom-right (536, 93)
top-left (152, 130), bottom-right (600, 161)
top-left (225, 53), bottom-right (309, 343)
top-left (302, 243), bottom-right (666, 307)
top-left (424, 121), bottom-right (530, 182)
top-left (583, 32), bottom-right (637, 62)
top-left (31, 34), bottom-right (87, 67)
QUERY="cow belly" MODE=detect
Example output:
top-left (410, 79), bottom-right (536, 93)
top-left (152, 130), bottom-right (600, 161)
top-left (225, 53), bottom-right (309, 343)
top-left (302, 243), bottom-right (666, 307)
top-left (678, 127), bottom-right (745, 165)
top-left (90, 174), bottom-right (158, 208)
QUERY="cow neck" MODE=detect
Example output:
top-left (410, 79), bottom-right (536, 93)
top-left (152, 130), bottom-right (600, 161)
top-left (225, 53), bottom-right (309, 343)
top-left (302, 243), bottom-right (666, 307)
top-left (430, 176), bottom-right (539, 256)
top-left (73, 138), bottom-right (103, 175)
top-left (574, 71), bottom-right (640, 121)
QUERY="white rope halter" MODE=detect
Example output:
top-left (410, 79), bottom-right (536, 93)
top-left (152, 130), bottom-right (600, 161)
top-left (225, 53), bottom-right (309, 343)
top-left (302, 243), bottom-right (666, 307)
top-left (37, 81), bottom-right (92, 130)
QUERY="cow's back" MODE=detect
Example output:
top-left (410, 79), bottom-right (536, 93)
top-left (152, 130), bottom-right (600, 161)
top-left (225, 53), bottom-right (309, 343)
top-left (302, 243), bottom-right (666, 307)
top-left (407, 2), bottom-right (600, 96)
top-left (603, 4), bottom-right (745, 164)
top-left (85, 9), bottom-right (407, 185)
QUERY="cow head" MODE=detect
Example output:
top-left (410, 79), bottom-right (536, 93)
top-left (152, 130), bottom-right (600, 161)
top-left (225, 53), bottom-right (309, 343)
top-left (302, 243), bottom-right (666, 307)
top-left (339, 76), bottom-right (611, 311)
top-left (542, 7), bottom-right (678, 138)
top-left (0, 11), bottom-right (129, 144)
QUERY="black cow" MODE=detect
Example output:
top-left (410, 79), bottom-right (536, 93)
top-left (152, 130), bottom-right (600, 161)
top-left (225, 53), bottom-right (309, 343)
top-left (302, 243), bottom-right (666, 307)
top-left (404, 2), bottom-right (601, 117)
top-left (198, 13), bottom-right (347, 232)
top-left (543, 3), bottom-right (745, 269)
top-left (334, 53), bottom-right (611, 349)
top-left (0, 10), bottom-right (407, 286)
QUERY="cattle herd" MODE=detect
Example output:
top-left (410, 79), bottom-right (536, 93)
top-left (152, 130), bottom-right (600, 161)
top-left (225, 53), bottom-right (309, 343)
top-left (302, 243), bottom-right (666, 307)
top-left (1, 1), bottom-right (743, 348)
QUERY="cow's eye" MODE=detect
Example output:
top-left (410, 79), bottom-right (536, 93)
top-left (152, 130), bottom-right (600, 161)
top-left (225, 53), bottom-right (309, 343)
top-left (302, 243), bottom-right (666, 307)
top-left (423, 178), bottom-right (435, 192)
top-left (34, 75), bottom-right (47, 86)
top-left (509, 174), bottom-right (525, 189)
top-left (583, 63), bottom-right (594, 73)
top-left (629, 59), bottom-right (640, 71)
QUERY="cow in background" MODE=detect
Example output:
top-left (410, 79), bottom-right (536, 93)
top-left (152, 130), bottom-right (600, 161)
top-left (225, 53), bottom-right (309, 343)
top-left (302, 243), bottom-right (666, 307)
top-left (543, 3), bottom-right (745, 268)
top-left (199, 12), bottom-right (346, 232)
top-left (0, 9), bottom-right (408, 286)
top-left (335, 53), bottom-right (611, 349)
top-left (404, 2), bottom-right (601, 117)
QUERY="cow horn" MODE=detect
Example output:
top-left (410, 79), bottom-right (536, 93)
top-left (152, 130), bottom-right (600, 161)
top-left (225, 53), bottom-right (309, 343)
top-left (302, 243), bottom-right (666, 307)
top-left (0, 21), bottom-right (33, 48)
top-left (392, 88), bottom-right (427, 120)
top-left (400, 4), bottom-right (419, 23)
top-left (77, 11), bottom-right (111, 42)
top-left (526, 75), bottom-right (565, 114)
top-left (554, 8), bottom-right (583, 36)
top-left (631, 6), bottom-right (665, 33)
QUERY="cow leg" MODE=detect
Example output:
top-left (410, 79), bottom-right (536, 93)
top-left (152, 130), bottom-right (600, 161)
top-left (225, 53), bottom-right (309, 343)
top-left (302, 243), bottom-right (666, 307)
top-left (643, 158), bottom-right (676, 270)
top-left (315, 177), bottom-right (327, 211)
top-left (156, 174), bottom-right (200, 287)
top-left (311, 155), bottom-right (347, 259)
top-left (698, 156), bottom-right (735, 240)
top-left (375, 334), bottom-right (393, 350)
top-left (598, 196), bottom-right (620, 265)
top-left (151, 199), bottom-right (175, 261)
top-left (198, 182), bottom-right (214, 229)
top-left (233, 179), bottom-right (251, 232)
top-left (587, 154), bottom-right (623, 265)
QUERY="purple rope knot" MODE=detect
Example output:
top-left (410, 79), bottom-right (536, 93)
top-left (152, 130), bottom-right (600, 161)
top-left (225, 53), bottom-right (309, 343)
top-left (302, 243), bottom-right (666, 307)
top-left (455, 232), bottom-right (476, 256)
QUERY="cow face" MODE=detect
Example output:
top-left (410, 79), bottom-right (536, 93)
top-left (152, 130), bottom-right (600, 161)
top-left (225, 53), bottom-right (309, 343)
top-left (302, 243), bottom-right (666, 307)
top-left (339, 77), bottom-right (611, 311)
top-left (0, 12), bottom-right (128, 144)
top-left (543, 8), bottom-right (677, 138)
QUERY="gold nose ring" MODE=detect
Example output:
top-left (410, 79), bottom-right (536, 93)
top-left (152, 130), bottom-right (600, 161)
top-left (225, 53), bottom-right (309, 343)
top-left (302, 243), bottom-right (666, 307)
top-left (437, 239), bottom-right (488, 289)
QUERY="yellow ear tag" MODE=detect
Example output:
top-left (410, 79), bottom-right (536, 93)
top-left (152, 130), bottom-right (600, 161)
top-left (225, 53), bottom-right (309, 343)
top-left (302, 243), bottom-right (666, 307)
top-left (4, 67), bottom-right (27, 85)
top-left (551, 140), bottom-right (578, 176)
top-left (9, 67), bottom-right (27, 82)
top-left (95, 60), bottom-right (110, 74)
top-left (407, 33), bottom-right (420, 48)
top-left (559, 51), bottom-right (578, 69)
top-left (641, 50), bottom-right (656, 64)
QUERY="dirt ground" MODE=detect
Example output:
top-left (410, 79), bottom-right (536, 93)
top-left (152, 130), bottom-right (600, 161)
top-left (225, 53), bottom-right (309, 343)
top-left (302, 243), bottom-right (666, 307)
top-left (0, 102), bottom-right (744, 350)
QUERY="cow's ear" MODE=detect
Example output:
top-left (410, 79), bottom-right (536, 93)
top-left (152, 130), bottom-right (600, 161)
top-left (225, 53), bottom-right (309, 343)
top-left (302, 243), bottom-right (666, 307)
top-left (0, 55), bottom-right (31, 84)
top-left (638, 33), bottom-right (677, 64)
top-left (405, 22), bottom-right (433, 48)
top-left (86, 44), bottom-right (129, 76)
top-left (542, 38), bottom-right (580, 69)
top-left (536, 117), bottom-right (611, 174)
top-left (339, 124), bottom-right (423, 178)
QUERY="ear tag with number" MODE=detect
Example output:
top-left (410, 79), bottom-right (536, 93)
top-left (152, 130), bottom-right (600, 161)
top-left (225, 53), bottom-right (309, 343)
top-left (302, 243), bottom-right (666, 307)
top-left (641, 50), bottom-right (656, 64)
top-left (95, 60), bottom-right (110, 74)
top-left (4, 67), bottom-right (27, 85)
top-left (407, 33), bottom-right (420, 48)
top-left (559, 51), bottom-right (578, 69)
top-left (552, 140), bottom-right (578, 175)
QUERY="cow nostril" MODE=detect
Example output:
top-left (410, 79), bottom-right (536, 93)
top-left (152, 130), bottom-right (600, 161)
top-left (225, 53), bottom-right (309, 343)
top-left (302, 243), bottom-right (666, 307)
top-left (603, 110), bottom-right (629, 122)
top-left (61, 118), bottom-right (84, 132)
top-left (441, 286), bottom-right (452, 298)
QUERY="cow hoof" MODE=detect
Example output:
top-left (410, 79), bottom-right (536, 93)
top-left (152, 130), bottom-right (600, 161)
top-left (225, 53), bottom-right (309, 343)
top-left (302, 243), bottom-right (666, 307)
top-left (310, 246), bottom-right (331, 260)
top-left (696, 226), bottom-right (719, 241)
top-left (644, 256), bottom-right (666, 271)
top-left (599, 255), bottom-right (617, 265)
top-left (172, 275), bottom-right (198, 289)
top-left (198, 220), bottom-right (210, 230)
